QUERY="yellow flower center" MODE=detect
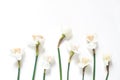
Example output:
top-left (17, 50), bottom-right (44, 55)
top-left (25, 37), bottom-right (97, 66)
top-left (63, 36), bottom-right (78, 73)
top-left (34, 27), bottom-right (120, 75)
top-left (32, 35), bottom-right (43, 41)
top-left (12, 48), bottom-right (21, 54)
top-left (87, 35), bottom-right (94, 42)
top-left (81, 58), bottom-right (89, 64)
top-left (103, 55), bottom-right (111, 61)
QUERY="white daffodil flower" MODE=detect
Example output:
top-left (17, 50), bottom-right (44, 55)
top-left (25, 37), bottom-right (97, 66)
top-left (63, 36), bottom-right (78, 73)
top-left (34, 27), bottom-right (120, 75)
top-left (103, 54), bottom-right (111, 66)
top-left (78, 57), bottom-right (90, 68)
top-left (58, 27), bottom-right (72, 47)
top-left (61, 27), bottom-right (72, 40)
top-left (32, 35), bottom-right (44, 46)
top-left (67, 42), bottom-right (80, 54)
top-left (86, 34), bottom-right (97, 49)
top-left (42, 56), bottom-right (54, 70)
top-left (11, 48), bottom-right (24, 60)
top-left (29, 35), bottom-right (44, 48)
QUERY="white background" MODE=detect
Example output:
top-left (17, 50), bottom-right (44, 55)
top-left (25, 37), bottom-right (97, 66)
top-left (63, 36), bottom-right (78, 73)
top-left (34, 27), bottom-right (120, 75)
top-left (0, 0), bottom-right (120, 80)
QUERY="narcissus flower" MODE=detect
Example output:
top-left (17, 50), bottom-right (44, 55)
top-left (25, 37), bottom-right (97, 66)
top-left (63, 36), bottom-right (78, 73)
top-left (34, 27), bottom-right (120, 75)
top-left (67, 42), bottom-right (80, 54)
top-left (61, 27), bottom-right (72, 40)
top-left (11, 48), bottom-right (24, 60)
top-left (57, 27), bottom-right (72, 80)
top-left (67, 42), bottom-right (80, 62)
top-left (78, 57), bottom-right (90, 80)
top-left (66, 42), bottom-right (80, 80)
top-left (29, 35), bottom-right (45, 56)
top-left (30, 35), bottom-right (44, 48)
top-left (103, 54), bottom-right (111, 66)
top-left (31, 35), bottom-right (45, 80)
top-left (58, 27), bottom-right (72, 47)
top-left (86, 34), bottom-right (97, 50)
top-left (11, 48), bottom-right (24, 80)
top-left (103, 54), bottom-right (111, 80)
top-left (42, 56), bottom-right (54, 70)
top-left (78, 57), bottom-right (90, 68)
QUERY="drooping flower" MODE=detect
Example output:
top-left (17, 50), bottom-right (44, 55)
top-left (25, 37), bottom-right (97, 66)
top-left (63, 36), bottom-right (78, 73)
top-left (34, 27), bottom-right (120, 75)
top-left (66, 42), bottom-right (80, 80)
top-left (67, 42), bottom-right (80, 54)
top-left (11, 48), bottom-right (24, 61)
top-left (86, 34), bottom-right (97, 50)
top-left (67, 42), bottom-right (80, 62)
top-left (58, 27), bottom-right (72, 47)
top-left (57, 27), bottom-right (72, 80)
top-left (61, 27), bottom-right (72, 40)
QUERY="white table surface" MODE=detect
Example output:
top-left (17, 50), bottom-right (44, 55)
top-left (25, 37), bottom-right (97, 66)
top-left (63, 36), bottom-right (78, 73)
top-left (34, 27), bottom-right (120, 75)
top-left (0, 0), bottom-right (120, 80)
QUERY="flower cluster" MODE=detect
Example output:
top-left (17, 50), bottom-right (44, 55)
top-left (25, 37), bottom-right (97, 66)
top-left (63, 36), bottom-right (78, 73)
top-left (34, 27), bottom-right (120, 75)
top-left (10, 28), bottom-right (112, 80)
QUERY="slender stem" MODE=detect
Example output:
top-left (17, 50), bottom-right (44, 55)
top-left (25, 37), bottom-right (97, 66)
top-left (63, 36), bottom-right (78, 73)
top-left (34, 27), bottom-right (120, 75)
top-left (105, 65), bottom-right (109, 80)
top-left (82, 67), bottom-right (86, 80)
top-left (32, 55), bottom-right (38, 80)
top-left (93, 49), bottom-right (96, 80)
top-left (17, 61), bottom-right (21, 80)
top-left (43, 69), bottom-right (46, 80)
top-left (57, 48), bottom-right (62, 80)
top-left (67, 62), bottom-right (71, 80)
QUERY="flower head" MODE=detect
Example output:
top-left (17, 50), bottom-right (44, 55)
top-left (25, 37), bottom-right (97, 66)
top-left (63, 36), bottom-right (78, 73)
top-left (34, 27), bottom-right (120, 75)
top-left (58, 27), bottom-right (72, 47)
top-left (86, 34), bottom-right (97, 50)
top-left (67, 42), bottom-right (80, 56)
top-left (103, 54), bottom-right (111, 66)
top-left (61, 27), bottom-right (72, 40)
top-left (86, 34), bottom-right (97, 43)
top-left (67, 42), bottom-right (80, 54)
top-left (41, 56), bottom-right (54, 70)
top-left (32, 35), bottom-right (44, 46)
top-left (11, 48), bottom-right (24, 60)
top-left (78, 57), bottom-right (90, 68)
top-left (29, 35), bottom-right (45, 55)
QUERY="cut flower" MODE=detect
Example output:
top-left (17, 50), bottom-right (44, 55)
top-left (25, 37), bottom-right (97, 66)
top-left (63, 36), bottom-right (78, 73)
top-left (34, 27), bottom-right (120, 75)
top-left (86, 34), bottom-right (97, 50)
top-left (11, 48), bottom-right (24, 61)
top-left (103, 54), bottom-right (111, 66)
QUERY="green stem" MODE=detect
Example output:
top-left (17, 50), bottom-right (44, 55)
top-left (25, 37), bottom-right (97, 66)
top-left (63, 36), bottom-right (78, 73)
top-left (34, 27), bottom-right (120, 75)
top-left (105, 66), bottom-right (109, 80)
top-left (32, 55), bottom-right (38, 80)
top-left (67, 62), bottom-right (71, 80)
top-left (93, 49), bottom-right (96, 80)
top-left (82, 67), bottom-right (85, 80)
top-left (17, 61), bottom-right (21, 80)
top-left (43, 69), bottom-right (46, 80)
top-left (57, 48), bottom-right (62, 80)
top-left (105, 71), bottom-right (109, 80)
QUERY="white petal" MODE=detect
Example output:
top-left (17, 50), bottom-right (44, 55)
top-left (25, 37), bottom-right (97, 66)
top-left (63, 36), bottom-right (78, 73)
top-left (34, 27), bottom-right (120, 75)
top-left (62, 27), bottom-right (72, 40)
top-left (42, 61), bottom-right (50, 70)
top-left (86, 34), bottom-right (97, 43)
top-left (78, 57), bottom-right (90, 68)
top-left (103, 54), bottom-right (111, 66)
top-left (11, 48), bottom-right (24, 60)
top-left (87, 42), bottom-right (97, 50)
top-left (66, 42), bottom-right (80, 54)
